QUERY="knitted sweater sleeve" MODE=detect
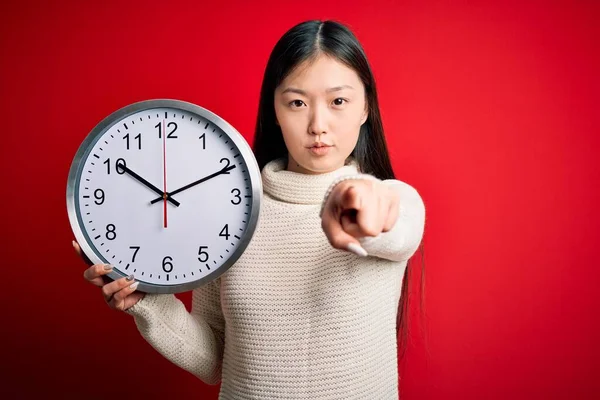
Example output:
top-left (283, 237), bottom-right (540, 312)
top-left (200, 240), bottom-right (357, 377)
top-left (123, 277), bottom-right (225, 385)
top-left (322, 176), bottom-right (426, 262)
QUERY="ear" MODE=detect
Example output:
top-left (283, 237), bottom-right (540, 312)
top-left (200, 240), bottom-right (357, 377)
top-left (360, 108), bottom-right (368, 125)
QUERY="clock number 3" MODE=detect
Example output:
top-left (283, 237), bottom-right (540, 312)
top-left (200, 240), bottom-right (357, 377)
top-left (231, 188), bottom-right (242, 205)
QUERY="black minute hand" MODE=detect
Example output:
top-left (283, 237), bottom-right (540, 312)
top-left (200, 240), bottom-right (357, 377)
top-left (149, 164), bottom-right (236, 205)
top-left (117, 161), bottom-right (181, 207)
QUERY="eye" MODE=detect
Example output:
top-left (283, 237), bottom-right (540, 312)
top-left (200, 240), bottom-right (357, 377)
top-left (333, 98), bottom-right (347, 106)
top-left (289, 100), bottom-right (305, 108)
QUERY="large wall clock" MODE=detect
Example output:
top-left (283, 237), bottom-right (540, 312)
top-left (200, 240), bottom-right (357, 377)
top-left (67, 99), bottom-right (261, 294)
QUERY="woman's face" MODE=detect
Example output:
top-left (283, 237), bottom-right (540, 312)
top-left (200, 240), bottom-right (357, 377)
top-left (274, 54), bottom-right (368, 174)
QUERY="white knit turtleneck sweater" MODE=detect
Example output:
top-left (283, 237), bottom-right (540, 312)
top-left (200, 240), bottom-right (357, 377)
top-left (126, 158), bottom-right (426, 399)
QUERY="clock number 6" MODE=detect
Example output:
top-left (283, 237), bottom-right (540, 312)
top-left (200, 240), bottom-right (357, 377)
top-left (162, 256), bottom-right (174, 273)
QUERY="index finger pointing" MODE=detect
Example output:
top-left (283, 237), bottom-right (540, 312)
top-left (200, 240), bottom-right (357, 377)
top-left (339, 185), bottom-right (362, 211)
top-left (321, 207), bottom-right (368, 257)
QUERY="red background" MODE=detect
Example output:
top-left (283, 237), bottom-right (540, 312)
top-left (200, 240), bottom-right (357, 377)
top-left (1, 0), bottom-right (598, 398)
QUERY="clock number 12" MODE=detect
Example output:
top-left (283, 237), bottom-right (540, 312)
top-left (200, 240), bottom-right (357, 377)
top-left (155, 122), bottom-right (178, 139)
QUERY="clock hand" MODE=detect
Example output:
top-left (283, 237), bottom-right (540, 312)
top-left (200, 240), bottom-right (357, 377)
top-left (162, 119), bottom-right (168, 228)
top-left (149, 164), bottom-right (236, 205)
top-left (116, 161), bottom-right (181, 207)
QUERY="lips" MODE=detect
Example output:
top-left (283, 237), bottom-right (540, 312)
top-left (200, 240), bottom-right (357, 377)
top-left (308, 143), bottom-right (333, 156)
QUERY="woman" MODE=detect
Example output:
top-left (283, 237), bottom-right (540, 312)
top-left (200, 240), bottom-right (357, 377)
top-left (76, 19), bottom-right (426, 399)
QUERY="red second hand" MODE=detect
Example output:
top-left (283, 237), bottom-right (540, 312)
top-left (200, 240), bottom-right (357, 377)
top-left (162, 119), bottom-right (167, 228)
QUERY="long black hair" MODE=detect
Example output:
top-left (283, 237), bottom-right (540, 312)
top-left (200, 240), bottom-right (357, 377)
top-left (252, 19), bottom-right (426, 363)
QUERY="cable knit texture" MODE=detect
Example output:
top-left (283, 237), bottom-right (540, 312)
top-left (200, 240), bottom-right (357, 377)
top-left (126, 157), bottom-right (426, 399)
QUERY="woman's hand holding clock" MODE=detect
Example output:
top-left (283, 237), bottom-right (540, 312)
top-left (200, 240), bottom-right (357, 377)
top-left (73, 240), bottom-right (144, 312)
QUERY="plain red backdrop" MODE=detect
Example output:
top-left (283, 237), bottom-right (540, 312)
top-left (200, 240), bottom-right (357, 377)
top-left (1, 0), bottom-right (598, 398)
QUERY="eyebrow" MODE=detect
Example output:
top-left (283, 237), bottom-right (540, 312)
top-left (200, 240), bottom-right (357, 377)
top-left (281, 85), bottom-right (355, 95)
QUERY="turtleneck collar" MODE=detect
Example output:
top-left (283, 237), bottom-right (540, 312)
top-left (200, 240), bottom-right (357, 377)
top-left (261, 157), bottom-right (360, 205)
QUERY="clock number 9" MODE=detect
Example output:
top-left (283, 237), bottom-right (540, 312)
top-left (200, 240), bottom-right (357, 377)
top-left (94, 189), bottom-right (105, 205)
top-left (162, 256), bottom-right (174, 273)
top-left (155, 122), bottom-right (178, 139)
top-left (198, 246), bottom-right (209, 262)
top-left (103, 158), bottom-right (126, 175)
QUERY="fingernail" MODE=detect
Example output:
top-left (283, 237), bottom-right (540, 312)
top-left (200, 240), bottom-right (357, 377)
top-left (104, 264), bottom-right (113, 271)
top-left (129, 281), bottom-right (139, 291)
top-left (71, 240), bottom-right (76, 248)
top-left (126, 274), bottom-right (134, 281)
top-left (347, 243), bottom-right (368, 257)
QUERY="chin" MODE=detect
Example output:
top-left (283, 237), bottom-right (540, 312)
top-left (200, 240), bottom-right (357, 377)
top-left (298, 156), bottom-right (344, 174)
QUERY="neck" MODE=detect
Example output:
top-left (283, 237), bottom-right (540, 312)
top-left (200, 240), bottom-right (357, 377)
top-left (261, 157), bottom-right (359, 205)
top-left (285, 154), bottom-right (351, 175)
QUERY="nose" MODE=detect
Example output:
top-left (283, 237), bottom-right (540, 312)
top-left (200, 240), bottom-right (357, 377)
top-left (308, 103), bottom-right (328, 136)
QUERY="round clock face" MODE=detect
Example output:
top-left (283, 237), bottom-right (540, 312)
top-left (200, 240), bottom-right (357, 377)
top-left (67, 99), bottom-right (262, 294)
